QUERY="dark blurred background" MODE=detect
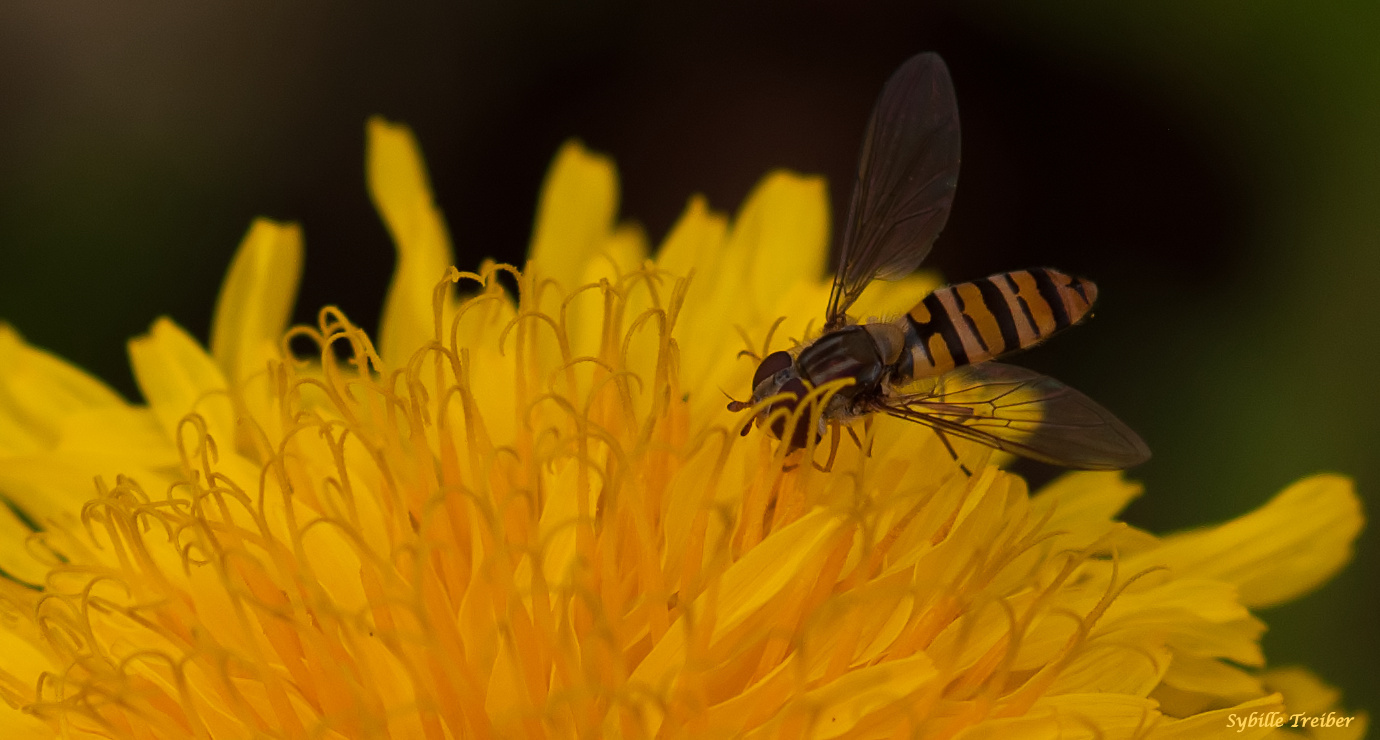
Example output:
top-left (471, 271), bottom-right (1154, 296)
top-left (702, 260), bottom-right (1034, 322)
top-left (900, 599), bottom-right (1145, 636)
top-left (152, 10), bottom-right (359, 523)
top-left (1, 0), bottom-right (1375, 711)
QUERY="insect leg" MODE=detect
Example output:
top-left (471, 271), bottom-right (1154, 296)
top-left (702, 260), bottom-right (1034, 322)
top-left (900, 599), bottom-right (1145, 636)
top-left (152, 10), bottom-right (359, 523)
top-left (733, 324), bottom-right (761, 364)
top-left (843, 424), bottom-right (876, 458)
top-left (934, 429), bottom-right (972, 477)
top-left (846, 424), bottom-right (864, 450)
top-left (827, 424), bottom-right (841, 470)
top-left (813, 423), bottom-right (842, 473)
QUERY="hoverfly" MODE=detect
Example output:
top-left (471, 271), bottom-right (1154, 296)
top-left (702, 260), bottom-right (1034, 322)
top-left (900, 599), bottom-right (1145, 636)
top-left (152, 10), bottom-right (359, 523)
top-left (727, 52), bottom-right (1150, 470)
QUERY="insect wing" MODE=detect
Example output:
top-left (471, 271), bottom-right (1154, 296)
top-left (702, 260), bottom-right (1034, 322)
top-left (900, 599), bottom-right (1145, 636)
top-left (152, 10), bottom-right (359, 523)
top-left (827, 52), bottom-right (961, 327)
top-left (882, 362), bottom-right (1150, 469)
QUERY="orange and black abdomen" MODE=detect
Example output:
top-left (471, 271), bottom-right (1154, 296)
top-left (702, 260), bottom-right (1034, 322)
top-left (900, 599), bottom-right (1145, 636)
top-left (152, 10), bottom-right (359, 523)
top-left (893, 268), bottom-right (1099, 379)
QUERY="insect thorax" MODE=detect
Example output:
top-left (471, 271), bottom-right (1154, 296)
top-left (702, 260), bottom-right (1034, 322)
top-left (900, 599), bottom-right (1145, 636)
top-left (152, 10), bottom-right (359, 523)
top-left (796, 326), bottom-right (888, 402)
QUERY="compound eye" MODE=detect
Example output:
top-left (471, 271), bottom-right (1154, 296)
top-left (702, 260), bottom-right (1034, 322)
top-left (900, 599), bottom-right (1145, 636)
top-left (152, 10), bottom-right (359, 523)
top-left (753, 350), bottom-right (793, 389)
top-left (791, 414), bottom-right (824, 452)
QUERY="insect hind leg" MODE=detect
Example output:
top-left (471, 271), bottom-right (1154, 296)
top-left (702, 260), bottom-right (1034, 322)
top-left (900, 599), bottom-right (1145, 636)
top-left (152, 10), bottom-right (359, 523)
top-left (934, 429), bottom-right (972, 477)
top-left (811, 423), bottom-right (843, 473)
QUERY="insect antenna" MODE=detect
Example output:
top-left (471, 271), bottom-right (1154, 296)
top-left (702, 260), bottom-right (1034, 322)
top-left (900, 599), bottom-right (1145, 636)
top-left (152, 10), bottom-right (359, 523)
top-left (723, 388), bottom-right (754, 421)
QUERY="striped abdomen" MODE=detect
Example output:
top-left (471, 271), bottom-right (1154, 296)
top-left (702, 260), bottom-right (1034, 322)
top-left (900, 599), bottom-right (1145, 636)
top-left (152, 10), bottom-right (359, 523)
top-left (893, 268), bottom-right (1098, 379)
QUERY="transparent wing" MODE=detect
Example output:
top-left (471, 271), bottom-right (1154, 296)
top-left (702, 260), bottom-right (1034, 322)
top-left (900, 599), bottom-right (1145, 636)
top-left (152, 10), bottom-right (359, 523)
top-left (826, 52), bottom-right (961, 328)
top-left (880, 362), bottom-right (1151, 470)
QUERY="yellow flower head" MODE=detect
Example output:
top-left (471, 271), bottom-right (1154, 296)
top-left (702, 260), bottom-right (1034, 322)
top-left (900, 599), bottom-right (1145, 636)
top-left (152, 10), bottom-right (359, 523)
top-left (0, 117), bottom-right (1365, 739)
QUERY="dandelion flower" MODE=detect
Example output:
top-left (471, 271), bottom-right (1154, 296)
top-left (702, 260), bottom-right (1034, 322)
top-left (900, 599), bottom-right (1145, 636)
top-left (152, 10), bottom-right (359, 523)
top-left (0, 117), bottom-right (1365, 739)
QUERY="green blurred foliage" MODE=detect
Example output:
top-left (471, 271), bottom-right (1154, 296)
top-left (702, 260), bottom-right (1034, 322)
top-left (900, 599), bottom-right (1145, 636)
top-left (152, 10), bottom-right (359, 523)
top-left (985, 0), bottom-right (1379, 711)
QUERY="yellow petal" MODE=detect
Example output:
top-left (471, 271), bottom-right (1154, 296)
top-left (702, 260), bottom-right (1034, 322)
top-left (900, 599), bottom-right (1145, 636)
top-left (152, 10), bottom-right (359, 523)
top-left (683, 170), bottom-right (830, 421)
top-left (579, 222), bottom-right (648, 284)
top-left (1029, 694), bottom-right (1161, 740)
top-left (657, 194), bottom-right (728, 279)
top-left (128, 317), bottom-right (235, 451)
top-left (538, 456), bottom-right (591, 587)
top-left (52, 406), bottom-right (174, 467)
top-left (726, 170), bottom-right (829, 321)
top-left (1048, 643), bottom-right (1171, 697)
top-left (485, 631), bottom-right (538, 736)
top-left (1262, 668), bottom-right (1368, 739)
top-left (1113, 578), bottom-right (1252, 625)
top-left (0, 706), bottom-right (57, 740)
top-left (716, 508), bottom-right (842, 639)
top-left (1160, 654), bottom-right (1263, 702)
top-left (630, 509), bottom-right (843, 729)
top-left (950, 712), bottom-right (1060, 740)
top-left (791, 653), bottom-right (936, 739)
top-left (1261, 667), bottom-right (1370, 739)
top-left (1032, 471), bottom-right (1158, 554)
top-left (1125, 474), bottom-right (1362, 608)
top-left (1262, 668), bottom-right (1338, 716)
top-left (653, 197), bottom-right (741, 405)
top-left (0, 324), bottom-right (124, 454)
top-left (210, 218), bottom-right (303, 384)
top-left (0, 451), bottom-right (174, 520)
top-left (528, 140), bottom-right (619, 289)
top-left (0, 501), bottom-right (45, 586)
top-left (1107, 579), bottom-right (1265, 667)
top-left (566, 221), bottom-right (651, 362)
top-left (1034, 471), bottom-right (1141, 525)
top-left (1149, 694), bottom-right (1283, 739)
top-left (0, 628), bottom-right (56, 737)
top-left (367, 117), bottom-right (456, 368)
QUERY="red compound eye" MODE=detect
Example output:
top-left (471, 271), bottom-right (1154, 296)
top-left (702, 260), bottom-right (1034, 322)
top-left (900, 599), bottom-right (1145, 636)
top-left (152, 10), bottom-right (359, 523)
top-left (753, 350), bottom-right (793, 389)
